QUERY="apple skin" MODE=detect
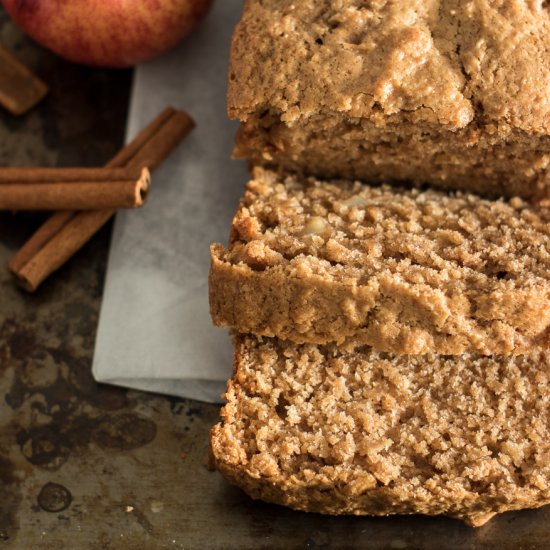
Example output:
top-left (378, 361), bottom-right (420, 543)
top-left (1, 0), bottom-right (213, 68)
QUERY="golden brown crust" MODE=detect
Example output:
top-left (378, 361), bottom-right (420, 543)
top-left (209, 169), bottom-right (550, 354)
top-left (228, 1), bottom-right (550, 199)
top-left (211, 336), bottom-right (550, 527)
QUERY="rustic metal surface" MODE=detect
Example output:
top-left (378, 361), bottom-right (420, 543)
top-left (0, 10), bottom-right (548, 550)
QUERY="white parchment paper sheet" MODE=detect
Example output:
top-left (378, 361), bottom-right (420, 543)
top-left (92, 1), bottom-right (247, 403)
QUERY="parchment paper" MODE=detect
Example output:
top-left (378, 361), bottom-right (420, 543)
top-left (92, 0), bottom-right (247, 403)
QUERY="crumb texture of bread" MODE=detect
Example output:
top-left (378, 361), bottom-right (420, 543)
top-left (211, 335), bottom-right (550, 526)
top-left (228, 0), bottom-right (550, 199)
top-left (209, 169), bottom-right (550, 354)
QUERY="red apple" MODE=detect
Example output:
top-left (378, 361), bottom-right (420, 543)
top-left (1, 0), bottom-right (213, 68)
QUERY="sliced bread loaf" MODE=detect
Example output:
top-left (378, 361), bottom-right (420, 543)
top-left (211, 335), bottom-right (550, 526)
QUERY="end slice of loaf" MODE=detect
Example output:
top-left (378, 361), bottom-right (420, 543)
top-left (211, 335), bottom-right (550, 527)
top-left (209, 168), bottom-right (550, 354)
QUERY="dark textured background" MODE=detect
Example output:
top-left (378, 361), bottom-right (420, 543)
top-left (0, 9), bottom-right (548, 550)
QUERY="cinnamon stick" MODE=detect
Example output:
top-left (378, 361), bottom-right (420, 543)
top-left (0, 167), bottom-right (143, 183)
top-left (0, 45), bottom-right (48, 115)
top-left (9, 107), bottom-right (195, 291)
top-left (8, 108), bottom-right (180, 278)
top-left (0, 167), bottom-right (150, 210)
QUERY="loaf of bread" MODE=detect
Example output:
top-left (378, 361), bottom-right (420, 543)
top-left (228, 0), bottom-right (549, 200)
top-left (211, 0), bottom-right (550, 527)
top-left (211, 335), bottom-right (550, 527)
top-left (209, 168), bottom-right (550, 354)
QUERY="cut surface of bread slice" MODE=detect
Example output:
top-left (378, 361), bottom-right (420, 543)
top-left (211, 335), bottom-right (550, 527)
top-left (209, 168), bottom-right (550, 354)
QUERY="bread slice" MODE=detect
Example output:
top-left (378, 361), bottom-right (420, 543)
top-left (228, 0), bottom-right (550, 200)
top-left (209, 168), bottom-right (550, 354)
top-left (211, 335), bottom-right (550, 527)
